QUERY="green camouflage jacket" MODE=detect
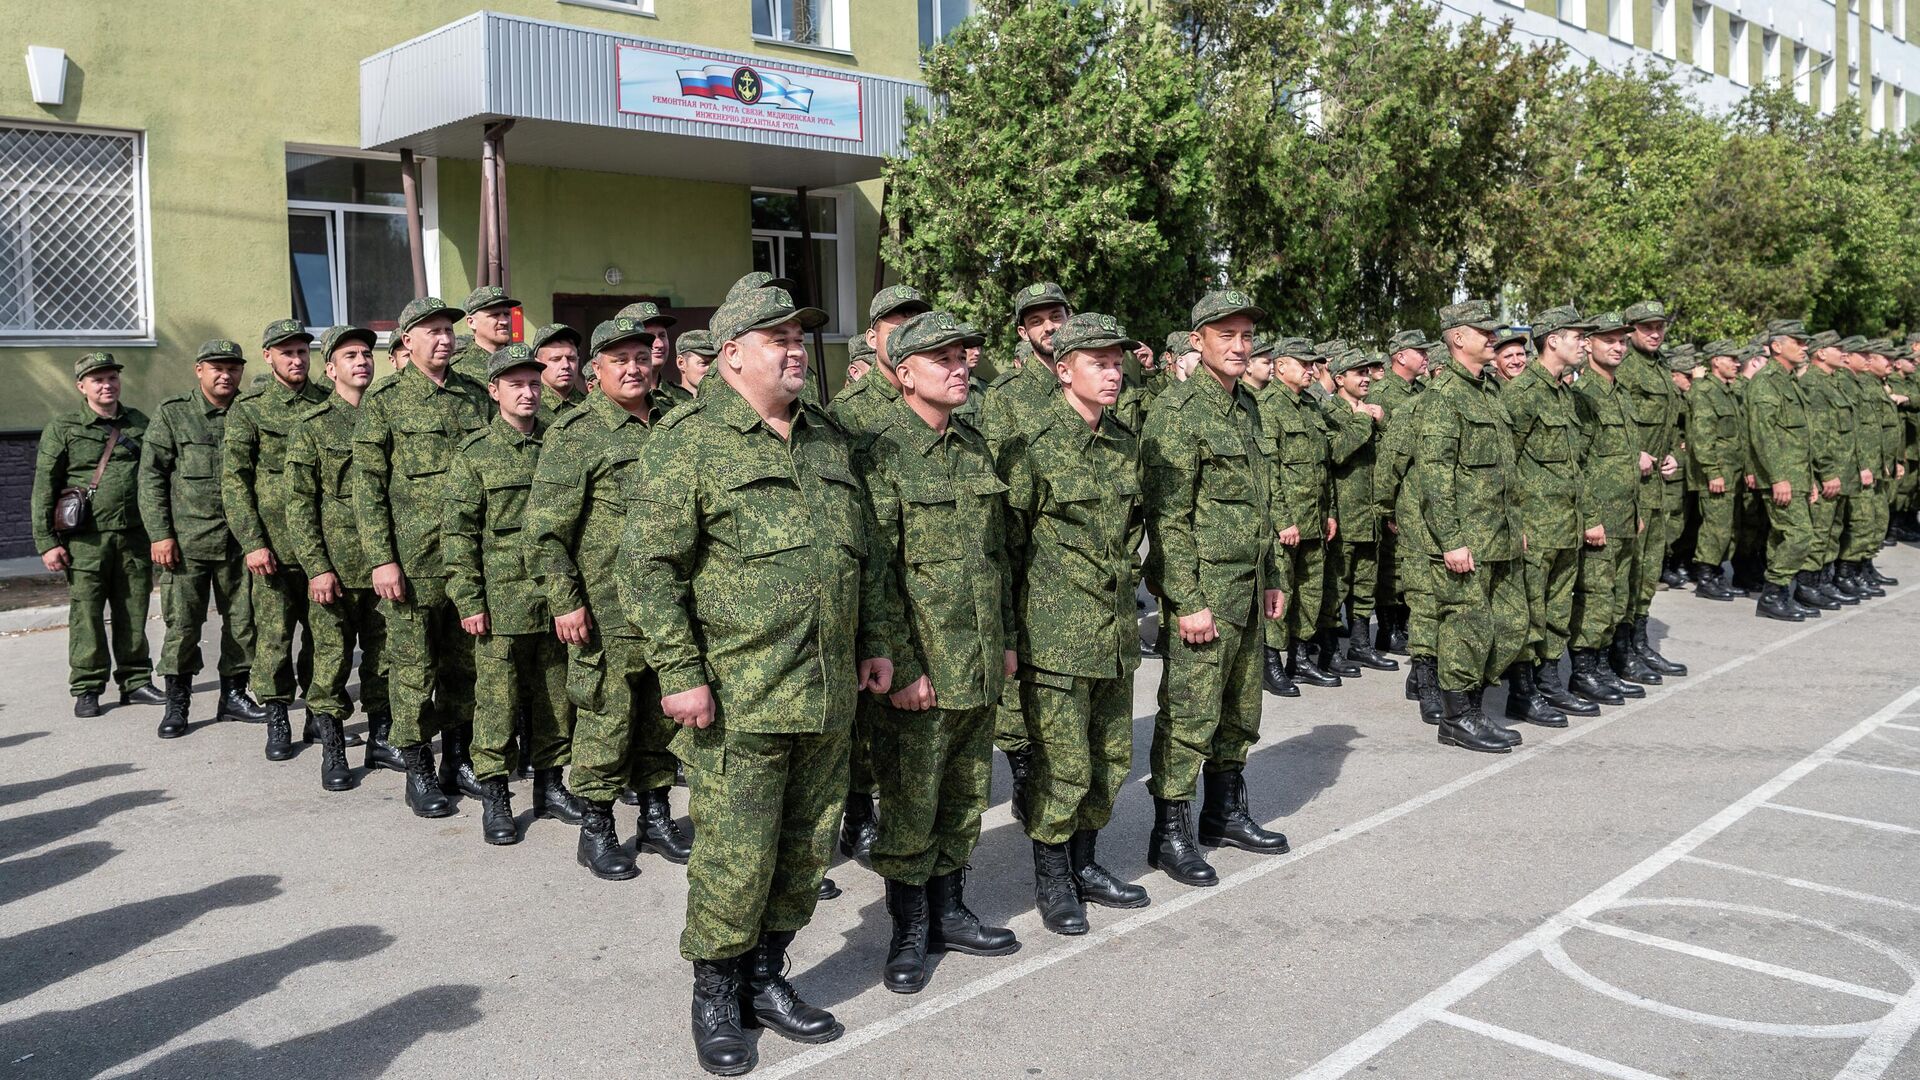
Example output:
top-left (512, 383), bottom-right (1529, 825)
top-left (1255, 382), bottom-right (1331, 540)
top-left (1501, 361), bottom-right (1586, 551)
top-left (1324, 397), bottom-right (1379, 541)
top-left (449, 341), bottom-right (496, 385)
top-left (1571, 369), bottom-right (1640, 538)
top-left (285, 394), bottom-right (372, 587)
top-left (1619, 344), bottom-right (1681, 463)
top-left (30, 405), bottom-right (149, 553)
top-left (1366, 370), bottom-right (1423, 523)
top-left (351, 364), bottom-right (491, 578)
top-left (651, 379), bottom-right (694, 417)
top-left (978, 353), bottom-right (1060, 457)
top-left (445, 415), bottom-right (551, 636)
top-left (1744, 361), bottom-right (1814, 493)
top-left (1686, 377), bottom-right (1745, 488)
top-left (1415, 358), bottom-right (1523, 561)
top-left (139, 390), bottom-right (238, 561)
top-left (222, 378), bottom-right (328, 557)
top-left (1799, 364), bottom-right (1859, 493)
top-left (829, 368), bottom-right (902, 445)
top-left (1851, 371), bottom-right (1901, 478)
top-left (526, 390), bottom-right (658, 637)
top-left (540, 383), bottom-right (588, 420)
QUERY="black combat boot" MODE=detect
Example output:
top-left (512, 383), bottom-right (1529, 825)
top-left (1030, 840), bottom-right (1089, 935)
top-left (215, 675), bottom-right (267, 721)
top-left (512, 706), bottom-right (535, 780)
top-left (883, 878), bottom-right (934, 992)
top-left (1503, 663), bottom-right (1568, 728)
top-left (1693, 564), bottom-right (1735, 600)
top-left (577, 800), bottom-right (638, 880)
top-left (1609, 624), bottom-right (1661, 685)
top-left (264, 702), bottom-right (295, 761)
top-left (1795, 569), bottom-right (1841, 611)
top-left (479, 778), bottom-right (518, 845)
top-left (363, 713), bottom-right (405, 772)
top-left (1068, 829), bottom-right (1148, 909)
top-left (818, 877), bottom-right (841, 901)
top-left (927, 867), bottom-right (1019, 955)
top-left (401, 743), bottom-right (454, 818)
top-left (1824, 564), bottom-right (1862, 604)
top-left (313, 712), bottom-right (356, 792)
top-left (1472, 687), bottom-right (1523, 747)
top-left (1756, 582), bottom-right (1807, 622)
top-left (437, 725), bottom-right (486, 799)
top-left (839, 790), bottom-right (878, 867)
top-left (73, 692), bottom-right (101, 718)
top-left (639, 786), bottom-right (693, 864)
top-left (1844, 561), bottom-right (1887, 597)
top-left (1438, 690), bottom-right (1512, 754)
top-left (1318, 629), bottom-right (1362, 678)
top-left (1659, 561), bottom-right (1688, 589)
top-left (1262, 646), bottom-right (1300, 697)
top-left (1345, 615), bottom-right (1399, 671)
top-left (1866, 558), bottom-right (1898, 586)
top-left (1146, 797), bottom-right (1217, 887)
top-left (1389, 606), bottom-right (1412, 654)
top-left (1003, 748), bottom-right (1032, 825)
top-left (121, 683), bottom-right (167, 706)
top-left (1412, 656), bottom-right (1445, 724)
top-left (690, 958), bottom-right (754, 1076)
top-left (619, 787), bottom-right (643, 806)
top-left (532, 767), bottom-right (585, 824)
top-left (1377, 607), bottom-right (1404, 654)
top-left (157, 675), bottom-right (190, 739)
top-left (743, 930), bottom-right (842, 1043)
top-left (1633, 616), bottom-right (1687, 676)
top-left (1535, 656), bottom-right (1598, 716)
top-left (1568, 649), bottom-right (1625, 706)
top-left (1404, 665), bottom-right (1421, 701)
top-left (1197, 768), bottom-right (1290, 852)
top-left (1289, 642), bottom-right (1341, 687)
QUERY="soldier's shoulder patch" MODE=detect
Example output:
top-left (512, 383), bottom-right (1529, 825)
top-left (654, 398), bottom-right (705, 431)
top-left (458, 428), bottom-right (489, 452)
top-left (988, 369), bottom-right (1022, 391)
top-left (235, 382), bottom-right (268, 402)
top-left (364, 378), bottom-right (400, 399)
top-left (158, 392), bottom-right (193, 408)
top-left (296, 399), bottom-right (334, 422)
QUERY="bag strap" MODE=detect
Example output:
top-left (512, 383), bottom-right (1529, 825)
top-left (86, 423), bottom-right (121, 493)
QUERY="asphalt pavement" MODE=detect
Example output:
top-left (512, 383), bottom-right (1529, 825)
top-left (5, 549), bottom-right (1920, 1080)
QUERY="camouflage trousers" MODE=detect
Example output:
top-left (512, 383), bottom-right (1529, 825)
top-left (566, 634), bottom-right (676, 802)
top-left (381, 576), bottom-right (475, 749)
top-left (1807, 491), bottom-right (1846, 568)
top-left (1765, 494), bottom-right (1815, 586)
top-left (62, 529), bottom-right (154, 696)
top-left (1433, 557), bottom-right (1527, 692)
top-left (1022, 667), bottom-right (1134, 846)
top-left (157, 555), bottom-right (253, 679)
top-left (991, 679), bottom-right (1030, 758)
top-left (474, 631), bottom-right (572, 783)
top-left (1693, 488), bottom-right (1737, 566)
top-left (1669, 487), bottom-right (1699, 567)
top-left (1326, 538), bottom-right (1379, 624)
top-left (248, 565), bottom-right (310, 704)
top-left (1402, 553), bottom-right (1439, 659)
top-left (1571, 539), bottom-right (1632, 650)
top-left (1630, 476), bottom-right (1670, 617)
top-left (870, 703), bottom-right (993, 884)
top-left (1522, 544), bottom-right (1579, 665)
top-left (1842, 485), bottom-right (1890, 562)
top-left (305, 585), bottom-right (386, 721)
top-left (1150, 599), bottom-right (1261, 802)
top-left (851, 694), bottom-right (882, 794)
top-left (1264, 538), bottom-right (1325, 651)
top-left (674, 723), bottom-right (850, 962)
top-left (1374, 531), bottom-right (1402, 611)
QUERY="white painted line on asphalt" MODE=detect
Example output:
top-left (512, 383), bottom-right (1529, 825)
top-left (1431, 1011), bottom-right (1675, 1080)
top-left (1831, 759), bottom-right (1920, 779)
top-left (1678, 856), bottom-right (1920, 915)
top-left (1837, 982), bottom-right (1920, 1080)
top-left (1291, 680), bottom-right (1920, 1080)
top-left (1762, 803), bottom-right (1920, 836)
top-left (1880, 722), bottom-right (1920, 733)
top-left (762, 587), bottom-right (1920, 1079)
top-left (1576, 919), bottom-right (1904, 1004)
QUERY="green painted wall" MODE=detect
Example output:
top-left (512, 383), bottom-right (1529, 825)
top-left (1714, 8), bottom-right (1732, 75)
top-left (0, 0), bottom-right (918, 430)
top-left (1525, 0), bottom-right (1556, 18)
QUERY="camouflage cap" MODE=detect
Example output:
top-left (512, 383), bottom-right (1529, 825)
top-left (1165, 330), bottom-right (1195, 355)
top-left (486, 343), bottom-right (544, 381)
top-left (1836, 334), bottom-right (1870, 353)
top-left (1437, 299), bottom-right (1500, 333)
top-left (1807, 329), bottom-right (1842, 351)
top-left (1765, 318), bottom-right (1811, 342)
top-left (849, 334), bottom-right (875, 363)
top-left (1313, 338), bottom-right (1349, 361)
top-left (1587, 310), bottom-right (1630, 334)
top-left (726, 271), bottom-right (797, 302)
top-left (1012, 339), bottom-right (1035, 364)
top-left (529, 323), bottom-right (582, 352)
top-left (589, 317), bottom-right (657, 355)
top-left (1622, 299), bottom-right (1672, 325)
top-left (1190, 287), bottom-right (1264, 331)
top-left (1052, 312), bottom-right (1139, 359)
top-left (1012, 282), bottom-right (1071, 325)
top-left (195, 338), bottom-right (246, 363)
top-left (1273, 336), bottom-right (1316, 360)
top-left (869, 284), bottom-right (931, 327)
top-left (1387, 328), bottom-right (1436, 354)
top-left (1247, 338), bottom-right (1278, 360)
top-left (1331, 348), bottom-right (1384, 376)
top-left (675, 329), bottom-right (720, 358)
top-left (261, 318), bottom-right (314, 349)
top-left (454, 333), bottom-right (474, 353)
top-left (396, 296), bottom-right (465, 335)
top-left (888, 310), bottom-right (986, 361)
top-left (73, 351), bottom-right (122, 379)
top-left (315, 325), bottom-right (376, 359)
top-left (1663, 346), bottom-right (1698, 373)
top-left (1529, 305), bottom-right (1594, 341)
top-left (1864, 337), bottom-right (1896, 356)
top-left (1905, 330), bottom-right (1920, 346)
top-left (711, 286), bottom-right (827, 344)
top-left (1734, 345), bottom-right (1762, 364)
top-left (1703, 339), bottom-right (1741, 359)
top-left (1492, 326), bottom-right (1530, 349)
top-left (615, 301), bottom-right (677, 328)
top-left (463, 285), bottom-right (520, 313)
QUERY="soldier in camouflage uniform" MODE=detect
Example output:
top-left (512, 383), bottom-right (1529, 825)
top-left (1325, 350), bottom-right (1397, 674)
top-left (139, 338), bottom-right (269, 738)
top-left (1746, 321), bottom-right (1822, 621)
top-left (1617, 301), bottom-right (1687, 680)
top-left (1259, 337), bottom-right (1340, 691)
top-left (1567, 312), bottom-right (1648, 701)
top-left (1141, 288), bottom-right (1290, 888)
top-left (526, 317), bottom-right (688, 878)
top-left (1730, 345), bottom-right (1775, 591)
top-left (353, 297), bottom-right (491, 818)
top-left (1798, 331), bottom-right (1859, 609)
top-left (1001, 314), bottom-right (1152, 935)
top-left (1660, 345), bottom-right (1700, 588)
top-left (1499, 308), bottom-right (1594, 727)
top-left (674, 329), bottom-right (719, 403)
top-left (224, 320), bottom-right (330, 761)
top-left (448, 286), bottom-right (518, 384)
top-left (1686, 340), bottom-right (1748, 600)
top-left (1367, 329), bottom-right (1431, 663)
top-left (853, 310), bottom-right (1020, 994)
top-left (286, 325), bottom-right (394, 788)
top-left (32, 352), bottom-right (163, 717)
top-left (530, 323), bottom-right (587, 417)
top-left (1839, 339), bottom-right (1901, 593)
top-left (614, 300), bottom-right (682, 414)
top-left (622, 287), bottom-right (892, 1074)
top-left (843, 333), bottom-right (876, 388)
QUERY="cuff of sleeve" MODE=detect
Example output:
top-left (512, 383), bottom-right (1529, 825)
top-left (547, 581), bottom-right (587, 618)
top-left (656, 662), bottom-right (707, 698)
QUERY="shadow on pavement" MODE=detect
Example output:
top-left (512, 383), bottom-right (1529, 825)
top-left (0, 762), bottom-right (140, 808)
top-left (0, 730), bottom-right (51, 749)
top-left (0, 840), bottom-right (118, 909)
top-left (0, 925), bottom-right (395, 1079)
top-left (0, 788), bottom-right (169, 861)
top-left (1, 874), bottom-right (283, 1006)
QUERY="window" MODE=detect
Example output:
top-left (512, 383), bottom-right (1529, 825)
top-left (750, 189), bottom-right (852, 336)
top-left (1872, 0), bottom-right (1886, 28)
top-left (1730, 18), bottom-right (1750, 83)
top-left (1871, 77), bottom-right (1887, 130)
top-left (1691, 3), bottom-right (1713, 68)
top-left (1895, 0), bottom-right (1906, 41)
top-left (1821, 51), bottom-right (1838, 110)
top-left (919, 0), bottom-right (975, 47)
top-left (0, 123), bottom-right (149, 343)
top-left (1652, 0), bottom-right (1676, 57)
top-left (1794, 45), bottom-right (1811, 104)
top-left (1762, 31), bottom-right (1780, 84)
top-left (1608, 0), bottom-right (1634, 41)
top-left (753, 0), bottom-right (850, 51)
top-left (1559, 0), bottom-right (1585, 28)
top-left (286, 151), bottom-right (414, 335)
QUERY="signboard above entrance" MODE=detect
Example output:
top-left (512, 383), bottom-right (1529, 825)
top-left (616, 43), bottom-right (864, 143)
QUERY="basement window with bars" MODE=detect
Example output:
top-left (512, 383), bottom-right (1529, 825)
top-left (0, 123), bottom-right (151, 343)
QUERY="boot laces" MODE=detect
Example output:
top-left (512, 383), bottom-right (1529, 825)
top-left (696, 969), bottom-right (743, 1025)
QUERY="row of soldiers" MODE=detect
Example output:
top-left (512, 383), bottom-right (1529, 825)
top-left (26, 271), bottom-right (1912, 1077)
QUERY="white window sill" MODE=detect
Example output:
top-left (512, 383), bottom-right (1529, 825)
top-left (2, 336), bottom-right (156, 348)
top-left (750, 34), bottom-right (855, 60)
top-left (558, 0), bottom-right (657, 19)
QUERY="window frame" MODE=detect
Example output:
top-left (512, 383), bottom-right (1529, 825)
top-left (284, 145), bottom-right (434, 340)
top-left (751, 0), bottom-right (854, 54)
top-left (749, 185), bottom-right (857, 340)
top-left (0, 120), bottom-right (154, 347)
top-left (1729, 18), bottom-right (1750, 84)
top-left (921, 0), bottom-right (978, 46)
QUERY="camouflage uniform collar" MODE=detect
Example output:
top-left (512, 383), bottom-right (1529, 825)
top-left (85, 404), bottom-right (132, 427)
top-left (491, 412), bottom-right (545, 445)
top-left (1045, 389), bottom-right (1111, 443)
top-left (706, 373), bottom-right (808, 435)
top-left (266, 376), bottom-right (314, 403)
top-left (589, 385), bottom-right (658, 428)
top-left (196, 389), bottom-right (231, 415)
top-left (858, 370), bottom-right (903, 403)
top-left (1188, 366), bottom-right (1242, 413)
top-left (889, 396), bottom-right (967, 454)
top-left (398, 361), bottom-right (463, 394)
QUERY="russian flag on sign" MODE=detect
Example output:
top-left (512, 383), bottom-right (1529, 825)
top-left (676, 64), bottom-right (739, 100)
top-left (674, 63), bottom-right (816, 113)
